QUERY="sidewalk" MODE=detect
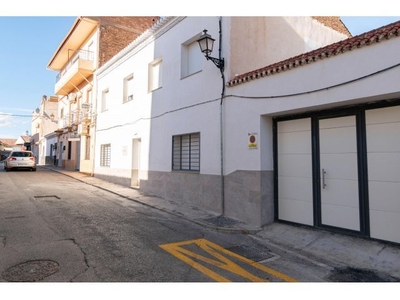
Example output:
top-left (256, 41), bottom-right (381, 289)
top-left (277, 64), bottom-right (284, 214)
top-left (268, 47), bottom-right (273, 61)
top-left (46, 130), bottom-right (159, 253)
top-left (42, 165), bottom-right (400, 281)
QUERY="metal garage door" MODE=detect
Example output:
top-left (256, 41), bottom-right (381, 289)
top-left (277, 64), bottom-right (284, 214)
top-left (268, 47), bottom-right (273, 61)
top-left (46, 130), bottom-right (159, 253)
top-left (275, 102), bottom-right (400, 244)
top-left (366, 106), bottom-right (400, 244)
top-left (318, 115), bottom-right (360, 231)
top-left (277, 118), bottom-right (313, 225)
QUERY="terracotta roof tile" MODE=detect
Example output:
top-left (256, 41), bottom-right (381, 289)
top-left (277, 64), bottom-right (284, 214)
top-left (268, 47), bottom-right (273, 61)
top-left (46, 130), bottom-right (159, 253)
top-left (227, 20), bottom-right (400, 87)
top-left (0, 139), bottom-right (17, 147)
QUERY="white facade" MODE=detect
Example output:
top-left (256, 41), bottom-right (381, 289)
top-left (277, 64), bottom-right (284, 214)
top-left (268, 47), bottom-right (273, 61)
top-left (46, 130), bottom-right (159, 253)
top-left (226, 25), bottom-right (400, 243)
top-left (53, 28), bottom-right (99, 172)
top-left (94, 17), bottom-right (225, 189)
top-left (31, 96), bottom-right (59, 164)
top-left (93, 16), bottom-right (350, 223)
top-left (91, 15), bottom-right (400, 244)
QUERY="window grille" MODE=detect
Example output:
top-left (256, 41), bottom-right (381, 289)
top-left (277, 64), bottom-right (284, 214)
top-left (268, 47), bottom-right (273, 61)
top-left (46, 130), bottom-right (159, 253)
top-left (100, 143), bottom-right (111, 167)
top-left (172, 133), bottom-right (200, 171)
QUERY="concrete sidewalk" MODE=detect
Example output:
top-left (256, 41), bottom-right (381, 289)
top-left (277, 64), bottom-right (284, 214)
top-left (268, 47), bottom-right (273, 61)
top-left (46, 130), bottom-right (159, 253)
top-left (42, 165), bottom-right (400, 281)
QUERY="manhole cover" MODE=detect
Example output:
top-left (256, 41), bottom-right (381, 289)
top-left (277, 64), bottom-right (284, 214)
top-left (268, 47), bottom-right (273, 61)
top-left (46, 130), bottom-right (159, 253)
top-left (2, 260), bottom-right (60, 282)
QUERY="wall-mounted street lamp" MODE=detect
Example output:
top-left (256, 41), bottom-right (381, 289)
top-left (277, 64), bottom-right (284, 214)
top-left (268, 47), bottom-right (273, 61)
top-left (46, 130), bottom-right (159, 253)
top-left (197, 29), bottom-right (224, 70)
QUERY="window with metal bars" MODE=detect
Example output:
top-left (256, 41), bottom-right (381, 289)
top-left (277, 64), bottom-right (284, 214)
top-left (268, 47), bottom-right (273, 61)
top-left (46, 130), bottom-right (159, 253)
top-left (172, 133), bottom-right (200, 172)
top-left (100, 143), bottom-right (111, 167)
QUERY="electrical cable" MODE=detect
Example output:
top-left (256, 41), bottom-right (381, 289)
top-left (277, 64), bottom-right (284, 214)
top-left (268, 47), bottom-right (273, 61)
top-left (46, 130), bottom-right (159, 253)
top-left (5, 60), bottom-right (399, 124)
top-left (226, 61), bottom-right (400, 99)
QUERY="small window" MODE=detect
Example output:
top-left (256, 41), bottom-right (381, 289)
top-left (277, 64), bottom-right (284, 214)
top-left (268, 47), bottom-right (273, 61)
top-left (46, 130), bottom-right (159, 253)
top-left (172, 133), bottom-right (200, 172)
top-left (123, 74), bottom-right (134, 103)
top-left (100, 143), bottom-right (111, 167)
top-left (181, 39), bottom-right (202, 78)
top-left (148, 59), bottom-right (162, 92)
top-left (102, 89), bottom-right (109, 112)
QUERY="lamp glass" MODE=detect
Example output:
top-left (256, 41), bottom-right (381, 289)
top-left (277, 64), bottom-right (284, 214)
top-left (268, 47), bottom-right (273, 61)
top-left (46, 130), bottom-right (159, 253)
top-left (197, 30), bottom-right (215, 56)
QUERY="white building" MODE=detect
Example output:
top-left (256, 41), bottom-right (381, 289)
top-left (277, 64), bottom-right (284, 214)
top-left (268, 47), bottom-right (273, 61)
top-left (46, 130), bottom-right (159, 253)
top-left (93, 17), bottom-right (359, 232)
top-left (31, 95), bottom-right (59, 165)
top-left (47, 17), bottom-right (158, 172)
top-left (225, 19), bottom-right (400, 244)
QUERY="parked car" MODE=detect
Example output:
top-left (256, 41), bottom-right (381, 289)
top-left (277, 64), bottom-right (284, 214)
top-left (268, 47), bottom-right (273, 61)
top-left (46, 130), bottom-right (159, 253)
top-left (4, 150), bottom-right (36, 172)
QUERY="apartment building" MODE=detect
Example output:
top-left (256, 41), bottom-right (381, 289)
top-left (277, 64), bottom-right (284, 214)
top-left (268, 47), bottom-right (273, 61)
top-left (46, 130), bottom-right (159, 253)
top-left (46, 16), bottom-right (159, 172)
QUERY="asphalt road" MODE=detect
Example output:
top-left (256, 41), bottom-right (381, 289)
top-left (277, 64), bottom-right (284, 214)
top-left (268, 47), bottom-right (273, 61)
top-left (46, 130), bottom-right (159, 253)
top-left (1, 166), bottom-right (396, 293)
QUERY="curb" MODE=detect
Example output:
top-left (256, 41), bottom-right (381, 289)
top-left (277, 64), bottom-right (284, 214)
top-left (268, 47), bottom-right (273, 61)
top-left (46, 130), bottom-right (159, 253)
top-left (42, 165), bottom-right (259, 234)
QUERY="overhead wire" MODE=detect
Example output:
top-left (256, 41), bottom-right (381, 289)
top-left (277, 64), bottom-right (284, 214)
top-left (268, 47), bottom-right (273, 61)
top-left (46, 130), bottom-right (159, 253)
top-left (4, 60), bottom-right (400, 124)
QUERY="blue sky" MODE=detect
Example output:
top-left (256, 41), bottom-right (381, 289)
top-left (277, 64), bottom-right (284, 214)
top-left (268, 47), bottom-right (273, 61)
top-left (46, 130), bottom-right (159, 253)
top-left (0, 15), bottom-right (399, 139)
top-left (0, 16), bottom-right (76, 139)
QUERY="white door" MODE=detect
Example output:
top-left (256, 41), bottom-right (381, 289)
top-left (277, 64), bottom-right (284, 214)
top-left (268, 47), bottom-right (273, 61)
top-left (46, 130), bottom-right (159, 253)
top-left (319, 115), bottom-right (360, 231)
top-left (131, 138), bottom-right (141, 188)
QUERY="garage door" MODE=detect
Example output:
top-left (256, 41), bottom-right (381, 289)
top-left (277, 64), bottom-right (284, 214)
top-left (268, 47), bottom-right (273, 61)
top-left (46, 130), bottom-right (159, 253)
top-left (275, 102), bottom-right (400, 244)
top-left (366, 106), bottom-right (400, 244)
top-left (319, 115), bottom-right (360, 231)
top-left (277, 118), bottom-right (313, 225)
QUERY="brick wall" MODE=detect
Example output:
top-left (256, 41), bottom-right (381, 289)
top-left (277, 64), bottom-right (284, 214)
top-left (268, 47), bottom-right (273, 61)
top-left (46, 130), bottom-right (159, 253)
top-left (312, 16), bottom-right (352, 37)
top-left (95, 17), bottom-right (160, 67)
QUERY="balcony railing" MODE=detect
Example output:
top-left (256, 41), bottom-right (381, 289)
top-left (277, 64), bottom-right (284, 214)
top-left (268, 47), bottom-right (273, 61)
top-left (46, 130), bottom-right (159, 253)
top-left (61, 108), bottom-right (93, 128)
top-left (56, 49), bottom-right (94, 83)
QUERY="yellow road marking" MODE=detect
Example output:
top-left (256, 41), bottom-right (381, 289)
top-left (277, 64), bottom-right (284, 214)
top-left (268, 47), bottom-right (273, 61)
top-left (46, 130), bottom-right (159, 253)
top-left (160, 238), bottom-right (298, 282)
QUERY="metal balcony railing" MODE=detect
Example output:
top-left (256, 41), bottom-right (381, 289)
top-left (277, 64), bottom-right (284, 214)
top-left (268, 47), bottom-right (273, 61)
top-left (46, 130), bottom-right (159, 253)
top-left (61, 108), bottom-right (93, 128)
top-left (56, 49), bottom-right (94, 83)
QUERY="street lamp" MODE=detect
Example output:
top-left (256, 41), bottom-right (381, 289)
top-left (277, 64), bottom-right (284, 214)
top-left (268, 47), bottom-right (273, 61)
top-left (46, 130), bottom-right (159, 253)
top-left (197, 29), bottom-right (224, 70)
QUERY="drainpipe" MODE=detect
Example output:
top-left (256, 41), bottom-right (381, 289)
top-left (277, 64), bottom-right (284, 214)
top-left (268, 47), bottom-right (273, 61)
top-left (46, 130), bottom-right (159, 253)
top-left (218, 17), bottom-right (226, 215)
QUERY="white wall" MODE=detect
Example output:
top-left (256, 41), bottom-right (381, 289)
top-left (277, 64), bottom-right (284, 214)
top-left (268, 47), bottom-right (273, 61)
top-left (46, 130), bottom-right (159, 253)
top-left (93, 16), bottom-right (360, 179)
top-left (229, 16), bottom-right (349, 79)
top-left (224, 37), bottom-right (400, 175)
top-left (94, 17), bottom-right (227, 179)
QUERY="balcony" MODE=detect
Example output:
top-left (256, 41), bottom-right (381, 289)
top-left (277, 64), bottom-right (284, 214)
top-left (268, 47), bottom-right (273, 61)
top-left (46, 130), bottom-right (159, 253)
top-left (61, 107), bottom-right (93, 130)
top-left (54, 50), bottom-right (94, 96)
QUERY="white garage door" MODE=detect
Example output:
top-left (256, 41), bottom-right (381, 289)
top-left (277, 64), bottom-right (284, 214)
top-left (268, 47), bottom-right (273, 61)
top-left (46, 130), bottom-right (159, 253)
top-left (276, 103), bottom-right (400, 243)
top-left (366, 106), bottom-right (400, 244)
top-left (277, 118), bottom-right (313, 225)
top-left (319, 116), bottom-right (360, 231)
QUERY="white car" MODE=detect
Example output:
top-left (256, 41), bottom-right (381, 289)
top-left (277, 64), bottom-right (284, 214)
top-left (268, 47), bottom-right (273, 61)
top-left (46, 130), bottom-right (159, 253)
top-left (4, 150), bottom-right (36, 172)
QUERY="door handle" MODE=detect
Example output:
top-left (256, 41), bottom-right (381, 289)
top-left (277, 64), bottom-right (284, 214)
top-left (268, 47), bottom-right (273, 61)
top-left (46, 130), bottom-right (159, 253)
top-left (322, 168), bottom-right (327, 189)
